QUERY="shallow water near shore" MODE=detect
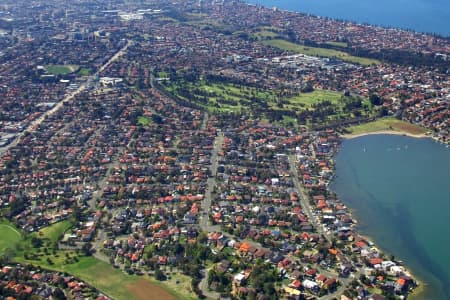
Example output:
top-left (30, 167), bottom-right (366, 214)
top-left (247, 0), bottom-right (450, 37)
top-left (330, 134), bottom-right (450, 300)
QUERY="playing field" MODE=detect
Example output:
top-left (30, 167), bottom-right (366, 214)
top-left (0, 223), bottom-right (22, 255)
top-left (128, 279), bottom-right (176, 300)
top-left (45, 65), bottom-right (79, 75)
top-left (36, 220), bottom-right (72, 244)
top-left (263, 39), bottom-right (380, 66)
top-left (63, 257), bottom-right (187, 300)
top-left (346, 118), bottom-right (428, 136)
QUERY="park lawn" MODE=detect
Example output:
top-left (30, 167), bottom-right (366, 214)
top-left (346, 118), bottom-right (428, 136)
top-left (324, 41), bottom-right (348, 48)
top-left (45, 65), bottom-right (79, 75)
top-left (64, 257), bottom-right (194, 300)
top-left (17, 248), bottom-right (186, 300)
top-left (287, 90), bottom-right (343, 108)
top-left (63, 257), bottom-right (147, 300)
top-left (156, 16), bottom-right (179, 23)
top-left (138, 116), bottom-right (152, 126)
top-left (2, 221), bottom-right (186, 300)
top-left (0, 221), bottom-right (22, 255)
top-left (167, 79), bottom-right (375, 124)
top-left (253, 30), bottom-right (279, 39)
top-left (262, 39), bottom-right (380, 66)
top-left (163, 271), bottom-right (197, 300)
top-left (36, 220), bottom-right (73, 245)
top-left (78, 68), bottom-right (92, 76)
top-left (157, 71), bottom-right (170, 78)
top-left (167, 81), bottom-right (270, 113)
top-left (367, 287), bottom-right (383, 295)
top-left (183, 12), bottom-right (209, 20)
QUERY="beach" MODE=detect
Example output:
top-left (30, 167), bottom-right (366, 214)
top-left (342, 130), bottom-right (429, 139)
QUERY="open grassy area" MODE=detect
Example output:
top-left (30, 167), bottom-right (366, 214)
top-left (0, 221), bottom-right (22, 255)
top-left (36, 220), bottom-right (73, 245)
top-left (287, 90), bottom-right (343, 108)
top-left (138, 116), bottom-right (152, 126)
top-left (45, 65), bottom-right (79, 75)
top-left (157, 71), bottom-right (170, 78)
top-left (2, 219), bottom-right (194, 300)
top-left (63, 257), bottom-right (179, 300)
top-left (253, 30), bottom-right (279, 40)
top-left (15, 248), bottom-right (189, 300)
top-left (78, 68), bottom-right (92, 76)
top-left (165, 78), bottom-right (374, 125)
top-left (161, 271), bottom-right (196, 300)
top-left (263, 39), bottom-right (380, 66)
top-left (345, 118), bottom-right (428, 136)
top-left (324, 41), bottom-right (348, 48)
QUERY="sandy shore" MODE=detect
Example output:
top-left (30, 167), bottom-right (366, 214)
top-left (341, 130), bottom-right (429, 139)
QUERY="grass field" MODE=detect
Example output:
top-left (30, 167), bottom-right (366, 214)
top-left (164, 271), bottom-right (196, 299)
top-left (15, 247), bottom-right (193, 300)
top-left (62, 257), bottom-right (198, 300)
top-left (263, 39), bottom-right (380, 66)
top-left (166, 79), bottom-right (373, 124)
top-left (63, 257), bottom-right (176, 300)
top-left (138, 116), bottom-right (152, 126)
top-left (0, 222), bottom-right (22, 255)
top-left (253, 30), bottom-right (279, 40)
top-left (4, 218), bottom-right (195, 300)
top-left (36, 220), bottom-right (73, 245)
top-left (345, 118), bottom-right (428, 136)
top-left (78, 68), bottom-right (92, 76)
top-left (45, 65), bottom-right (79, 75)
top-left (0, 220), bottom-right (194, 300)
top-left (287, 90), bottom-right (343, 108)
top-left (324, 41), bottom-right (348, 48)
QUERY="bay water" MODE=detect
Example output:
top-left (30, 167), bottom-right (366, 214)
top-left (247, 0), bottom-right (450, 37)
top-left (330, 134), bottom-right (450, 299)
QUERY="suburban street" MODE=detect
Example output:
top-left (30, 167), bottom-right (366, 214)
top-left (0, 40), bottom-right (132, 157)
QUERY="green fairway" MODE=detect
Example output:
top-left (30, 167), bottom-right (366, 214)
top-left (45, 64), bottom-right (79, 75)
top-left (287, 90), bottom-right (343, 107)
top-left (165, 78), bottom-right (374, 124)
top-left (345, 118), bottom-right (428, 136)
top-left (262, 39), bottom-right (380, 66)
top-left (0, 223), bottom-right (22, 255)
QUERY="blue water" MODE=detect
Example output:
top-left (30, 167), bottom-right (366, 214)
top-left (330, 135), bottom-right (450, 299)
top-left (247, 0), bottom-right (450, 36)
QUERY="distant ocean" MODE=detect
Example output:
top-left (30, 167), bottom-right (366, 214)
top-left (246, 0), bottom-right (450, 37)
top-left (331, 135), bottom-right (450, 300)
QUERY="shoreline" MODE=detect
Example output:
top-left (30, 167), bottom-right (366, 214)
top-left (245, 0), bottom-right (450, 38)
top-left (332, 197), bottom-right (425, 299)
top-left (341, 130), bottom-right (429, 139)
top-left (331, 132), bottom-right (425, 299)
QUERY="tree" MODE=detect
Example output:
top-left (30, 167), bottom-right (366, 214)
top-left (31, 237), bottom-right (43, 248)
top-left (82, 242), bottom-right (92, 256)
top-left (72, 206), bottom-right (83, 223)
top-left (370, 94), bottom-right (383, 106)
top-left (155, 268), bottom-right (166, 281)
top-left (52, 288), bottom-right (67, 300)
top-left (379, 106), bottom-right (389, 116)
